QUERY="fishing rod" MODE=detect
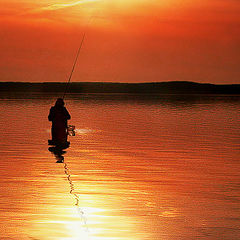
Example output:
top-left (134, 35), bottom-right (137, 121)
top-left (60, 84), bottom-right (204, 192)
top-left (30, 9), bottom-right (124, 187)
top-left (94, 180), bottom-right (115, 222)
top-left (63, 31), bottom-right (86, 99)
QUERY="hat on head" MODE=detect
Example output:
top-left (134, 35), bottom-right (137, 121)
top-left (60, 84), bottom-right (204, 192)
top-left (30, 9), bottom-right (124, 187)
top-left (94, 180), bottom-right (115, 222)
top-left (55, 98), bottom-right (64, 106)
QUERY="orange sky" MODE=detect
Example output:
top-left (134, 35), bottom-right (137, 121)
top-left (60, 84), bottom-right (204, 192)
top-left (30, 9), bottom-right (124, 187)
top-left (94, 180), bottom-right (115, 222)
top-left (0, 0), bottom-right (240, 83)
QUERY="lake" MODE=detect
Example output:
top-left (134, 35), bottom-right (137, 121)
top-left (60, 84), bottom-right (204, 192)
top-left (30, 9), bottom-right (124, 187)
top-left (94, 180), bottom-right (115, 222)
top-left (0, 93), bottom-right (239, 240)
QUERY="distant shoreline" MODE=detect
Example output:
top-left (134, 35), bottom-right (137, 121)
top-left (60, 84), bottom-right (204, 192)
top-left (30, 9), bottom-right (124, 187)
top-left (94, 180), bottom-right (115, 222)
top-left (0, 81), bottom-right (240, 95)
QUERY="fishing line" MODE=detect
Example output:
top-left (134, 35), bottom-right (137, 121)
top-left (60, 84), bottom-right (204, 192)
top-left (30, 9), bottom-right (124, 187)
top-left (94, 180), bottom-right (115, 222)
top-left (63, 16), bottom-right (94, 100)
top-left (62, 0), bottom-right (105, 99)
top-left (63, 31), bottom-right (86, 99)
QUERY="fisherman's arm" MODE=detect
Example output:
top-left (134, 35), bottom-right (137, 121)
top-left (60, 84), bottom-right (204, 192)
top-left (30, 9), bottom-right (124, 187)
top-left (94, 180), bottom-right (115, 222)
top-left (64, 108), bottom-right (71, 120)
top-left (48, 107), bottom-right (54, 121)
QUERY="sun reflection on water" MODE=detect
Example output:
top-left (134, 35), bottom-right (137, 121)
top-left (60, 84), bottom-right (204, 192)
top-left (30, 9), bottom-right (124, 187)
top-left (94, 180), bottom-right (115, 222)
top-left (1, 96), bottom-right (240, 239)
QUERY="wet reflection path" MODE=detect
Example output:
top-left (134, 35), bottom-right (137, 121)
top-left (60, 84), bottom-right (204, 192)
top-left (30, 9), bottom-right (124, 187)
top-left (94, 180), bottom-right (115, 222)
top-left (63, 162), bottom-right (89, 235)
top-left (49, 143), bottom-right (89, 238)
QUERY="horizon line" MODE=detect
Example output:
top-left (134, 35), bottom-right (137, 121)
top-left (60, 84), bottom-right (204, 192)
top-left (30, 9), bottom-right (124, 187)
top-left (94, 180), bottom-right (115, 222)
top-left (0, 81), bottom-right (240, 86)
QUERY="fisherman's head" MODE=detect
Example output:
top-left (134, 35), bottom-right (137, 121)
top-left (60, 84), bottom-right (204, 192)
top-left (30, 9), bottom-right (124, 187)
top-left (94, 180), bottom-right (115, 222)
top-left (55, 98), bottom-right (64, 106)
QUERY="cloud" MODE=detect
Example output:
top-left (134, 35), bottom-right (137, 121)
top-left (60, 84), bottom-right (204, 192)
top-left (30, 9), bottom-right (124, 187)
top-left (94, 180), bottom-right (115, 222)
top-left (31, 0), bottom-right (101, 13)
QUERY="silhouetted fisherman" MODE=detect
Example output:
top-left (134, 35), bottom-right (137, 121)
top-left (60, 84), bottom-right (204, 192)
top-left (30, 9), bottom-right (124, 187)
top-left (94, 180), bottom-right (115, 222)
top-left (48, 98), bottom-right (71, 146)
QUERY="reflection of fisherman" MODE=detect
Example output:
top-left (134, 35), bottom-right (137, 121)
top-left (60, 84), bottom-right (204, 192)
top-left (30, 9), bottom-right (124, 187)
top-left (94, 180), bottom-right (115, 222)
top-left (48, 98), bottom-right (71, 145)
top-left (48, 146), bottom-right (66, 163)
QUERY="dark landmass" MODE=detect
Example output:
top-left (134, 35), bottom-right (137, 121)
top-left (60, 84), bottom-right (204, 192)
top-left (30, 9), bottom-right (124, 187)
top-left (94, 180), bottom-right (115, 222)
top-left (0, 81), bottom-right (240, 94)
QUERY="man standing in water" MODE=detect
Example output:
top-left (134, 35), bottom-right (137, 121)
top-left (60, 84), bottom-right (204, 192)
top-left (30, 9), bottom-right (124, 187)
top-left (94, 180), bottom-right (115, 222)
top-left (48, 98), bottom-right (71, 145)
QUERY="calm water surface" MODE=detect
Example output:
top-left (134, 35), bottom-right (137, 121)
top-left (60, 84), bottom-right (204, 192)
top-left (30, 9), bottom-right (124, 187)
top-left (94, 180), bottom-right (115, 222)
top-left (0, 94), bottom-right (239, 240)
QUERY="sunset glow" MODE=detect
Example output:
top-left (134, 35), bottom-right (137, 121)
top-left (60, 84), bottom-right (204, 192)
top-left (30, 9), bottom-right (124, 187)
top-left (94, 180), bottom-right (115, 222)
top-left (1, 0), bottom-right (240, 83)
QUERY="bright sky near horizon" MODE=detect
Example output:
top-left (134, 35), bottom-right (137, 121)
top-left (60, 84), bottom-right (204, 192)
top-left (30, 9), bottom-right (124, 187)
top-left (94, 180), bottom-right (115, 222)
top-left (1, 0), bottom-right (240, 83)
